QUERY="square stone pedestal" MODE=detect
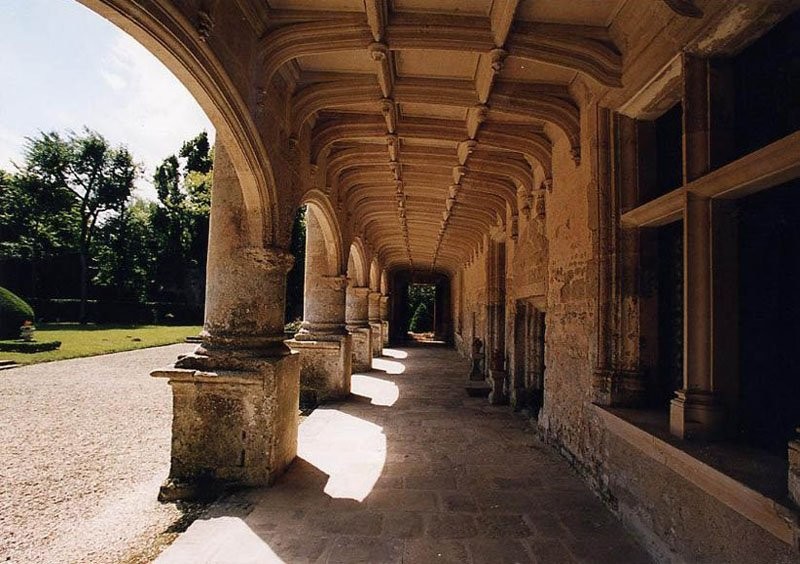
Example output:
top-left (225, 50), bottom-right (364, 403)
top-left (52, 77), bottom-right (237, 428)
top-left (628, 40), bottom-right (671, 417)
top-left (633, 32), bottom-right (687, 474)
top-left (370, 322), bottom-right (383, 357)
top-left (349, 327), bottom-right (372, 372)
top-left (151, 350), bottom-right (299, 501)
top-left (286, 335), bottom-right (352, 404)
top-left (669, 389), bottom-right (725, 440)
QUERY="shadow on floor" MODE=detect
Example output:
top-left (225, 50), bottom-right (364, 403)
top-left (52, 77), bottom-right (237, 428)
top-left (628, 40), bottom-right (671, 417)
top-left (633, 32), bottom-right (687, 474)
top-left (156, 345), bottom-right (653, 564)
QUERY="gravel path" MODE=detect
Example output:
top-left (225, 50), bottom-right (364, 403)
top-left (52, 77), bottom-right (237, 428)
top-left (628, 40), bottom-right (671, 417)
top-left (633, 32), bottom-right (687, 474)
top-left (0, 344), bottom-right (196, 564)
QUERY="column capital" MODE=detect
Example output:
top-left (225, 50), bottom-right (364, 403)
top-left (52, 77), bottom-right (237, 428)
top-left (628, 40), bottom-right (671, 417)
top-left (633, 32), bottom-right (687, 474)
top-left (319, 274), bottom-right (348, 291)
top-left (242, 246), bottom-right (295, 273)
top-left (349, 286), bottom-right (371, 297)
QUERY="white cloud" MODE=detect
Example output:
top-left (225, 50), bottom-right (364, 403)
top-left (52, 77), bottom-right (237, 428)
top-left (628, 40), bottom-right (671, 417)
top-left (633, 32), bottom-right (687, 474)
top-left (96, 32), bottom-right (215, 199)
top-left (100, 70), bottom-right (126, 91)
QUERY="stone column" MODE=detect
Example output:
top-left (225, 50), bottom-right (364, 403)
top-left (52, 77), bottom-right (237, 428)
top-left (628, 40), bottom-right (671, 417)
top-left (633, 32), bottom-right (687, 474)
top-left (288, 274), bottom-right (352, 403)
top-left (380, 295), bottom-right (390, 346)
top-left (670, 55), bottom-right (725, 439)
top-left (151, 143), bottom-right (299, 501)
top-left (368, 291), bottom-right (383, 357)
top-left (346, 286), bottom-right (372, 371)
top-left (670, 194), bottom-right (724, 439)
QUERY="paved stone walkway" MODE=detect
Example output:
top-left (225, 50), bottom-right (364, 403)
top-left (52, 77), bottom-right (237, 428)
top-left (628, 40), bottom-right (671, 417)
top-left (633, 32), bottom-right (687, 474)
top-left (158, 344), bottom-right (652, 564)
top-left (0, 343), bottom-right (196, 564)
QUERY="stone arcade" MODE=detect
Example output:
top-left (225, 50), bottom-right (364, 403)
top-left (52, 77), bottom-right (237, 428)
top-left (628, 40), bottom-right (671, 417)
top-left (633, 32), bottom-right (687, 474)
top-left (83, 0), bottom-right (799, 561)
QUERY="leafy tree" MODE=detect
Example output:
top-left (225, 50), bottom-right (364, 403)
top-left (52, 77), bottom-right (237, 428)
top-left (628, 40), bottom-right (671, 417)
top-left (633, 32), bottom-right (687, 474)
top-left (407, 283), bottom-right (435, 333)
top-left (15, 130), bottom-right (137, 319)
top-left (92, 198), bottom-right (157, 302)
top-left (150, 132), bottom-right (212, 306)
top-left (285, 205), bottom-right (307, 324)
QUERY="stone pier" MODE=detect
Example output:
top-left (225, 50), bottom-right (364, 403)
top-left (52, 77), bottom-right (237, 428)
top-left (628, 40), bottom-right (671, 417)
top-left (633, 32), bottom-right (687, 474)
top-left (346, 286), bottom-right (372, 372)
top-left (151, 143), bottom-right (299, 500)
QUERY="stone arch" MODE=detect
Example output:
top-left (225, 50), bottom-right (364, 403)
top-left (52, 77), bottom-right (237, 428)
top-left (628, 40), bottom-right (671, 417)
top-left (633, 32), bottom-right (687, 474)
top-left (347, 239), bottom-right (369, 288)
top-left (78, 0), bottom-right (278, 246)
top-left (369, 259), bottom-right (381, 292)
top-left (301, 190), bottom-right (344, 276)
top-left (380, 270), bottom-right (389, 296)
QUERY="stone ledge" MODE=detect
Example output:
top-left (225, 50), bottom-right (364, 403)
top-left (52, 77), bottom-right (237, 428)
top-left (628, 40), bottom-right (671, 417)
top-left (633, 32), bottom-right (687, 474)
top-left (596, 405), bottom-right (799, 549)
top-left (151, 367), bottom-right (265, 385)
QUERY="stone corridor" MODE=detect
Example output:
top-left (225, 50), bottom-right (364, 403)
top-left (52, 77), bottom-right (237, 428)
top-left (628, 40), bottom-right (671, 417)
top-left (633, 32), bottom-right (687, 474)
top-left (157, 345), bottom-right (652, 563)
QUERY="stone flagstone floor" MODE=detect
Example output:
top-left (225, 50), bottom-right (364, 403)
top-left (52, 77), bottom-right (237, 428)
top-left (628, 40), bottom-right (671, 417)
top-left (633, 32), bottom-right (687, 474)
top-left (157, 343), bottom-right (653, 564)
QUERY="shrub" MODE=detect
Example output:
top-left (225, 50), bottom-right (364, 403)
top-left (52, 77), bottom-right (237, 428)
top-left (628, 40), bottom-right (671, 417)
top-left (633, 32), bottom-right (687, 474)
top-left (0, 287), bottom-right (35, 339)
top-left (0, 340), bottom-right (61, 353)
top-left (409, 302), bottom-right (433, 333)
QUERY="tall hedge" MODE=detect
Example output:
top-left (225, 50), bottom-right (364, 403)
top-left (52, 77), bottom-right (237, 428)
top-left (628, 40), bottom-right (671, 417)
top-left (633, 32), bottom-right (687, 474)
top-left (0, 287), bottom-right (35, 339)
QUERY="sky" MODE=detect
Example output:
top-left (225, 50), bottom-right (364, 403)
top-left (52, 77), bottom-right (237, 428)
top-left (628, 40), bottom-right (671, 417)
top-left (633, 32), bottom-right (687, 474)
top-left (0, 0), bottom-right (214, 200)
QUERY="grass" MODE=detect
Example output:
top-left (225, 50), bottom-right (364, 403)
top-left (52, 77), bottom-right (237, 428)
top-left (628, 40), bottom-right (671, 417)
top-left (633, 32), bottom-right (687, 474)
top-left (0, 323), bottom-right (202, 365)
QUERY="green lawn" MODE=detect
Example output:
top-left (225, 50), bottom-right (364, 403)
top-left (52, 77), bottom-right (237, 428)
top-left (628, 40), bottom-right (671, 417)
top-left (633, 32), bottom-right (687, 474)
top-left (0, 324), bottom-right (202, 365)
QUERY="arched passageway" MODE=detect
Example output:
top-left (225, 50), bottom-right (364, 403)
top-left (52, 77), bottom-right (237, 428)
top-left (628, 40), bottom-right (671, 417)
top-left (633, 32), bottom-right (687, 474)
top-left (40, 3), bottom-right (800, 561)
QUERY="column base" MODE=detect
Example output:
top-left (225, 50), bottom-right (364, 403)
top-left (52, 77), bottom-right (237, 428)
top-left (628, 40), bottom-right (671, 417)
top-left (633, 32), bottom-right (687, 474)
top-left (789, 429), bottom-right (800, 507)
top-left (669, 389), bottom-right (725, 440)
top-left (348, 326), bottom-right (372, 372)
top-left (286, 334), bottom-right (352, 404)
top-left (369, 322), bottom-right (383, 357)
top-left (151, 346), bottom-right (299, 501)
top-left (592, 369), bottom-right (646, 407)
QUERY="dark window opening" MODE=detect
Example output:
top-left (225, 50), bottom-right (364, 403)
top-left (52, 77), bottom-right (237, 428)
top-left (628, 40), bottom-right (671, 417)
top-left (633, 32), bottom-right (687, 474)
top-left (738, 180), bottom-right (800, 453)
top-left (653, 220), bottom-right (684, 410)
top-left (655, 103), bottom-right (684, 197)
top-left (731, 10), bottom-right (800, 161)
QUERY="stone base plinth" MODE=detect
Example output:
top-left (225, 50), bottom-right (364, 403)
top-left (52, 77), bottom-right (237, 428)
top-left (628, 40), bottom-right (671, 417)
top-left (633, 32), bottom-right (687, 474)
top-left (286, 335), bottom-right (352, 403)
top-left (465, 379), bottom-right (491, 397)
top-left (669, 389), bottom-right (725, 440)
top-left (789, 431), bottom-right (800, 507)
top-left (152, 348), bottom-right (299, 501)
top-left (369, 322), bottom-right (383, 357)
top-left (488, 370), bottom-right (508, 405)
top-left (592, 369), bottom-right (646, 407)
top-left (348, 326), bottom-right (372, 372)
top-left (382, 321), bottom-right (389, 346)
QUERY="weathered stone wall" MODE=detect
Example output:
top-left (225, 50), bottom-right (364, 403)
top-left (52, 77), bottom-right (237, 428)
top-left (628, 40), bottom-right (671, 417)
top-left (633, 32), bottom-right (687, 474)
top-left (602, 427), bottom-right (799, 563)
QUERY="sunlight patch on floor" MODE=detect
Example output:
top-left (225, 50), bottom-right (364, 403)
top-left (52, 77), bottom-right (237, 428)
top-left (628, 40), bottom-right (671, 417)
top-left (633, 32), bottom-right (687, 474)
top-left (351, 374), bottom-right (400, 406)
top-left (297, 409), bottom-right (386, 502)
top-left (156, 516), bottom-right (283, 563)
top-left (371, 357), bottom-right (406, 375)
top-left (382, 348), bottom-right (408, 359)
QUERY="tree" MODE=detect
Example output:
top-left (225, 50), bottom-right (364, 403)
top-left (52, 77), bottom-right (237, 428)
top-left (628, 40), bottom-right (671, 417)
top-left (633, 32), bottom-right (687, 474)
top-left (20, 129), bottom-right (138, 322)
top-left (150, 132), bottom-right (212, 306)
top-left (92, 198), bottom-right (157, 302)
top-left (285, 205), bottom-right (307, 323)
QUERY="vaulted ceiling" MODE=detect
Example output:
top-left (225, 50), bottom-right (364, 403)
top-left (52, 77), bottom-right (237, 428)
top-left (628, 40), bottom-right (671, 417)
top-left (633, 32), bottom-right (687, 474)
top-left (258, 0), bottom-right (628, 272)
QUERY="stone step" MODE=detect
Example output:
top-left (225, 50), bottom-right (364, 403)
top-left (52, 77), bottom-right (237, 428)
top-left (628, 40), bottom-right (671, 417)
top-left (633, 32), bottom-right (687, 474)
top-left (0, 360), bottom-right (21, 370)
top-left (184, 335), bottom-right (202, 343)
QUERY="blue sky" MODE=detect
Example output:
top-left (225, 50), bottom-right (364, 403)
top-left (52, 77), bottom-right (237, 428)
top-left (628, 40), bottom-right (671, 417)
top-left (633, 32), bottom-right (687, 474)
top-left (0, 0), bottom-right (214, 199)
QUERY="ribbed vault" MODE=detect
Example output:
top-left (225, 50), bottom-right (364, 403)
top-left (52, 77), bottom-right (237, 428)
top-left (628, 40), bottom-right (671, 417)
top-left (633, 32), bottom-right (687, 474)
top-left (257, 0), bottom-right (625, 273)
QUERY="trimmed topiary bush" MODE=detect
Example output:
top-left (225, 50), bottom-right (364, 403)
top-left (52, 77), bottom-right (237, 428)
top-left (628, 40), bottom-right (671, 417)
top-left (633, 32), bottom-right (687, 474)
top-left (0, 340), bottom-right (61, 353)
top-left (0, 287), bottom-right (35, 339)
